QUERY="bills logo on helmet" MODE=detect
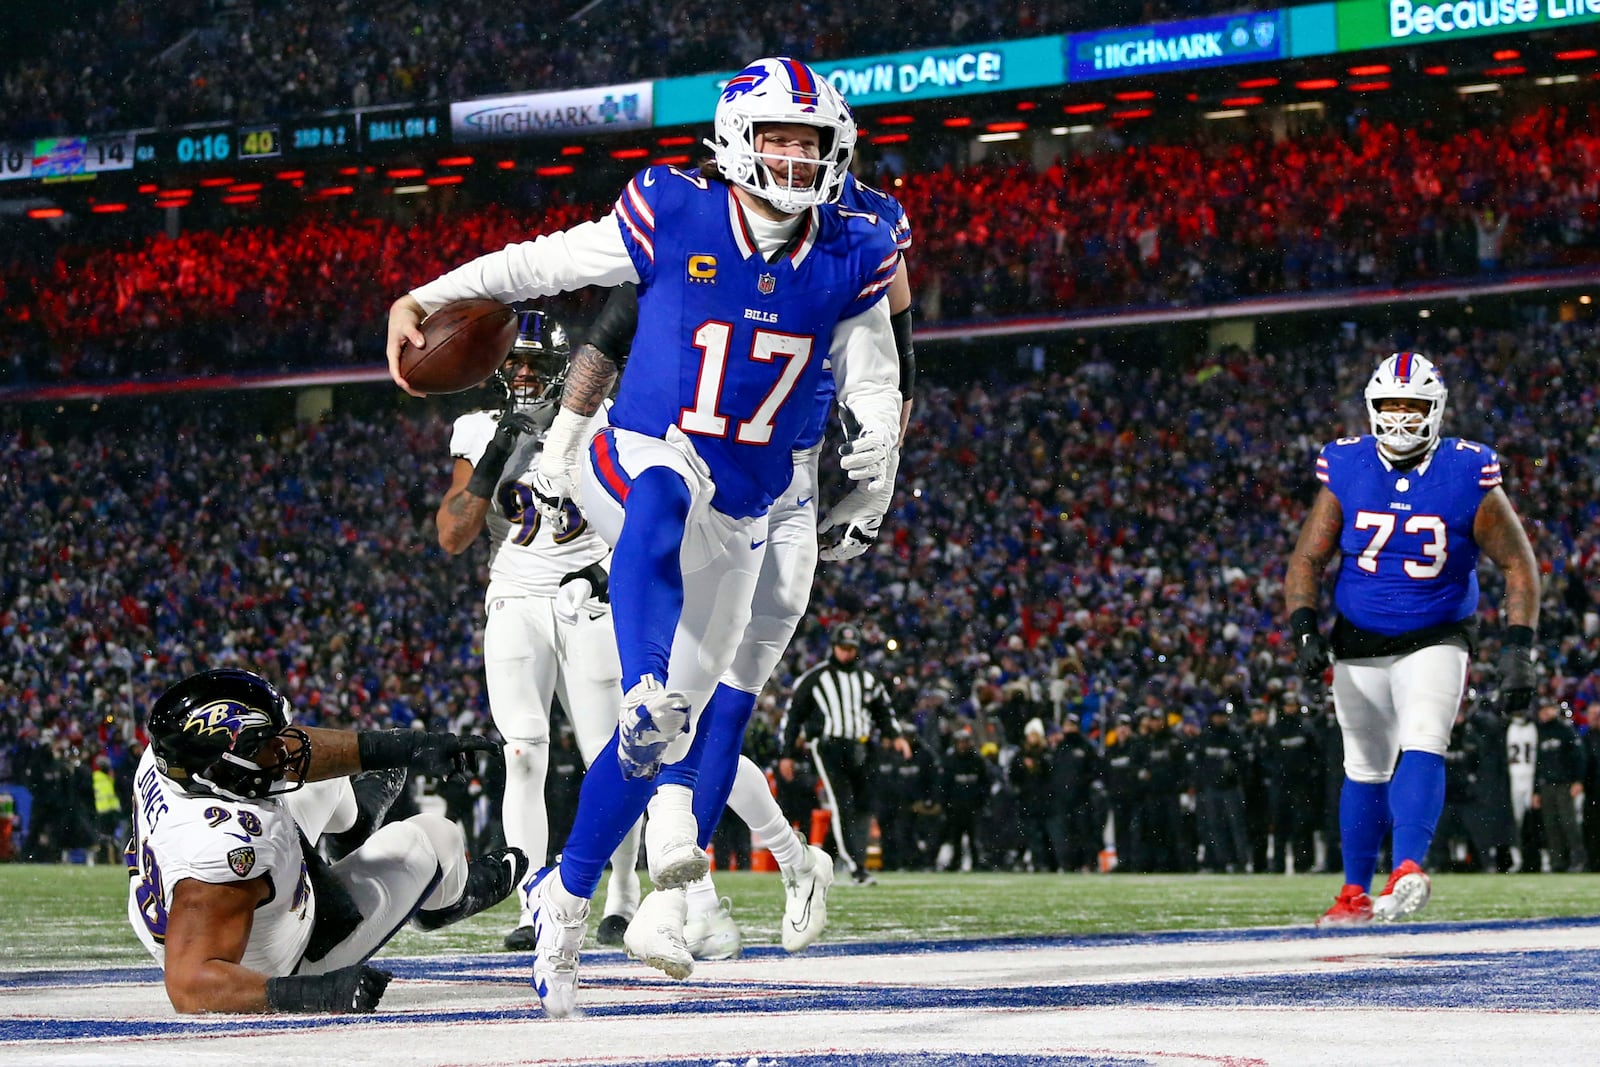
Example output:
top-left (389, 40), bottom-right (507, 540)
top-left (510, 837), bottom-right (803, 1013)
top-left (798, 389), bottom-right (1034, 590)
top-left (183, 700), bottom-right (273, 745)
top-left (722, 64), bottom-right (771, 101)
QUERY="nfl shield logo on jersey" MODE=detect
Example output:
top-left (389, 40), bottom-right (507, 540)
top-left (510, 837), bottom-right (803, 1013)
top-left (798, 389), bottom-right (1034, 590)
top-left (228, 847), bottom-right (256, 877)
top-left (757, 273), bottom-right (776, 295)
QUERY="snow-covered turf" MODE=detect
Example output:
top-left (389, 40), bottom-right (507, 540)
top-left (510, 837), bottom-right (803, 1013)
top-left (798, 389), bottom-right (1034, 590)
top-left (6, 918), bottom-right (1599, 1065)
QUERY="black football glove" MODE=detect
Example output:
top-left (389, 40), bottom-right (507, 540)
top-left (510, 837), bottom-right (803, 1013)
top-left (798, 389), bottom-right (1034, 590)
top-left (1497, 626), bottom-right (1537, 715)
top-left (358, 729), bottom-right (499, 783)
top-left (1290, 608), bottom-right (1333, 683)
top-left (266, 963), bottom-right (392, 1014)
top-left (465, 411), bottom-right (539, 499)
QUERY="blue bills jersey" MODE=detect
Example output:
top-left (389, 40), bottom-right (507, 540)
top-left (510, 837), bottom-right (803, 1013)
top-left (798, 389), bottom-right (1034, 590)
top-left (1318, 435), bottom-right (1502, 636)
top-left (608, 166), bottom-right (898, 519)
top-left (793, 173), bottom-right (912, 451)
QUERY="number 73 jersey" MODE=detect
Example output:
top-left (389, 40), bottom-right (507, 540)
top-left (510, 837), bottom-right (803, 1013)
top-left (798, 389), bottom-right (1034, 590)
top-left (1317, 434), bottom-right (1502, 636)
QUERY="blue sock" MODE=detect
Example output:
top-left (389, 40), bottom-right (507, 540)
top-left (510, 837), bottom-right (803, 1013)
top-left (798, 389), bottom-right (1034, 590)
top-left (1388, 750), bottom-right (1446, 868)
top-left (1340, 777), bottom-right (1391, 891)
top-left (609, 468), bottom-right (690, 692)
top-left (558, 733), bottom-right (657, 897)
top-left (655, 705), bottom-right (710, 793)
top-left (689, 684), bottom-right (759, 848)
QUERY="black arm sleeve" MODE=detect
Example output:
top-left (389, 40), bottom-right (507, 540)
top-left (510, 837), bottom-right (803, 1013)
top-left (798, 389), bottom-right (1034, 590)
top-left (784, 671), bottom-right (822, 753)
top-left (890, 306), bottom-right (915, 395)
top-left (585, 283), bottom-right (639, 366)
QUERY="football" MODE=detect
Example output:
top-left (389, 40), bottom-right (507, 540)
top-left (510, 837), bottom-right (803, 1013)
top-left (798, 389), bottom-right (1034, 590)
top-left (398, 298), bottom-right (519, 395)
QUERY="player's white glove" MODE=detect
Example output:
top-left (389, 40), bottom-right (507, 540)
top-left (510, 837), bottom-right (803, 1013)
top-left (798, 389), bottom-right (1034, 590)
top-left (533, 406), bottom-right (590, 535)
top-left (617, 675), bottom-right (691, 779)
top-left (837, 405), bottom-right (894, 489)
top-left (554, 563), bottom-right (610, 625)
top-left (820, 446), bottom-right (898, 562)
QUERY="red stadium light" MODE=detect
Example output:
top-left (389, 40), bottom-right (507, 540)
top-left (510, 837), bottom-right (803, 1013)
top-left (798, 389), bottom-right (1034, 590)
top-left (876, 114), bottom-right (915, 125)
top-left (1237, 76), bottom-right (1278, 89)
top-left (1113, 108), bottom-right (1153, 120)
top-left (871, 132), bottom-right (911, 144)
top-left (1484, 65), bottom-right (1526, 77)
top-left (1114, 90), bottom-right (1155, 101)
top-left (1015, 101), bottom-right (1037, 111)
top-left (652, 154), bottom-right (691, 165)
top-left (425, 175), bottom-right (464, 186)
top-left (26, 207), bottom-right (64, 219)
top-left (1492, 49), bottom-right (1520, 61)
top-left (1556, 49), bottom-right (1598, 61)
top-left (560, 145), bottom-right (586, 156)
top-left (222, 194), bottom-right (258, 205)
top-left (228, 182), bottom-right (263, 193)
top-left (1062, 102), bottom-right (1105, 115)
top-left (137, 183), bottom-right (158, 194)
top-left (610, 147), bottom-right (650, 160)
top-left (1347, 64), bottom-right (1390, 76)
top-left (1348, 81), bottom-right (1391, 92)
top-left (1296, 78), bottom-right (1339, 91)
top-left (337, 166), bottom-right (360, 176)
top-left (318, 185), bottom-right (355, 196)
top-left (157, 188), bottom-right (193, 198)
top-left (535, 165), bottom-right (575, 177)
top-left (985, 121), bottom-right (1028, 133)
top-left (437, 156), bottom-right (475, 167)
top-left (1423, 65), bottom-right (1450, 75)
top-left (497, 160), bottom-right (516, 170)
top-left (386, 167), bottom-right (424, 179)
top-left (276, 170), bottom-right (305, 181)
top-left (154, 198), bottom-right (189, 209)
top-left (90, 202), bottom-right (128, 214)
top-left (1221, 96), bottom-right (1264, 108)
top-left (199, 176), bottom-right (234, 188)
top-left (941, 116), bottom-right (972, 127)
top-left (656, 134), bottom-right (697, 146)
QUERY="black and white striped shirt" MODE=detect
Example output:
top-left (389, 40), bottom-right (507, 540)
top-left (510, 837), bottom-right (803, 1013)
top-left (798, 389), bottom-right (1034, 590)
top-left (783, 660), bottom-right (898, 750)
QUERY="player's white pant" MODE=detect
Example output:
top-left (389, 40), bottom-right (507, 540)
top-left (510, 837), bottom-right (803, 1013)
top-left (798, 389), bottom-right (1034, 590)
top-left (300, 812), bottom-right (468, 974)
top-left (722, 446), bottom-right (820, 693)
top-left (1332, 643), bottom-right (1469, 783)
top-left (580, 421), bottom-right (766, 761)
top-left (485, 593), bottom-right (625, 869)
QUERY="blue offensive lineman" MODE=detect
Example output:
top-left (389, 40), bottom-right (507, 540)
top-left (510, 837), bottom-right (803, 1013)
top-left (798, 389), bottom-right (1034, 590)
top-left (385, 57), bottom-right (902, 1016)
top-left (573, 167), bottom-right (916, 977)
top-left (1286, 352), bottom-right (1539, 926)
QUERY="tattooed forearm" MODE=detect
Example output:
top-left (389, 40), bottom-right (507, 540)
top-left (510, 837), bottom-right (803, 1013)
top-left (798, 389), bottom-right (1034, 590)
top-left (560, 343), bottom-right (620, 417)
top-left (1475, 487), bottom-right (1541, 629)
top-left (1285, 488), bottom-right (1343, 615)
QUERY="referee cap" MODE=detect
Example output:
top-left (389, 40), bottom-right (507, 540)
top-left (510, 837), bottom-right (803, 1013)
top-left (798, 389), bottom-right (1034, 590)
top-left (830, 622), bottom-right (861, 647)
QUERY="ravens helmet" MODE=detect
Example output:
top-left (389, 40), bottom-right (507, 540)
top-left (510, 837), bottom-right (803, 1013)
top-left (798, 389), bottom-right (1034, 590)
top-left (147, 668), bottom-right (310, 801)
top-left (496, 310), bottom-right (571, 415)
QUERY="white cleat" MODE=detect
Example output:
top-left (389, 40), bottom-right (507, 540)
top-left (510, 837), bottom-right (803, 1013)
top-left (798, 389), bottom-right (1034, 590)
top-left (684, 896), bottom-right (743, 961)
top-left (782, 843), bottom-right (835, 953)
top-left (527, 867), bottom-right (589, 1018)
top-left (624, 886), bottom-right (694, 979)
top-left (645, 805), bottom-right (709, 889)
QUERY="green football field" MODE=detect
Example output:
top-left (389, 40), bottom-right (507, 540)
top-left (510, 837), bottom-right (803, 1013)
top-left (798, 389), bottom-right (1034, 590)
top-left (3, 864), bottom-right (1597, 969)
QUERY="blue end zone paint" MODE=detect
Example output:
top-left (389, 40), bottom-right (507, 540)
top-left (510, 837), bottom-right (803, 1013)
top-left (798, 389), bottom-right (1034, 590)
top-left (8, 918), bottom-right (1600, 1043)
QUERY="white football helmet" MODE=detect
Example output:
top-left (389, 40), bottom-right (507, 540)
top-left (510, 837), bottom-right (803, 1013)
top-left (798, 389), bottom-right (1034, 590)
top-left (1364, 352), bottom-right (1447, 458)
top-left (707, 57), bottom-right (855, 215)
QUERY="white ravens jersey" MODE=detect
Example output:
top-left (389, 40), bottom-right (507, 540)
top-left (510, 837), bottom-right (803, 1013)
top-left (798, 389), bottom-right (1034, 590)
top-left (125, 747), bottom-right (314, 976)
top-left (450, 409), bottom-right (609, 603)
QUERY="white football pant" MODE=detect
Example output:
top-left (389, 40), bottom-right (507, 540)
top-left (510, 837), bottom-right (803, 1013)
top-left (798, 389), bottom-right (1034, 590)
top-left (1332, 643), bottom-right (1469, 783)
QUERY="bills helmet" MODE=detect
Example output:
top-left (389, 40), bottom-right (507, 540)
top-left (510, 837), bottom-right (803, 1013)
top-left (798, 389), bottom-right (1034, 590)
top-left (1364, 352), bottom-right (1447, 458)
top-left (147, 669), bottom-right (310, 800)
top-left (708, 57), bottom-right (855, 215)
top-left (496, 310), bottom-right (571, 419)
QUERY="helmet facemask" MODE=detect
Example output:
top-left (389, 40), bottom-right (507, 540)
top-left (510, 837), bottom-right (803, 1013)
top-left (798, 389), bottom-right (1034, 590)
top-left (707, 58), bottom-right (855, 215)
top-left (497, 311), bottom-right (571, 422)
top-left (148, 668), bottom-right (312, 801)
top-left (1364, 352), bottom-right (1447, 460)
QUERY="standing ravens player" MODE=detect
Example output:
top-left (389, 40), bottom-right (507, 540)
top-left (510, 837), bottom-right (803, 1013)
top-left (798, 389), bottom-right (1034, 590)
top-left (386, 57), bottom-right (902, 1017)
top-left (435, 310), bottom-right (641, 950)
top-left (1285, 352), bottom-right (1539, 925)
top-left (127, 669), bottom-right (522, 1014)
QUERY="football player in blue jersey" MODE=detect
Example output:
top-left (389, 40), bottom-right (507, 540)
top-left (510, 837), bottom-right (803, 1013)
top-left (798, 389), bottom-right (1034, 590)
top-left (386, 57), bottom-right (902, 1016)
top-left (1285, 352), bottom-right (1539, 926)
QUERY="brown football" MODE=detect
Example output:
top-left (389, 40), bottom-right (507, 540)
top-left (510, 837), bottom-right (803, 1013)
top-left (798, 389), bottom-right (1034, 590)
top-left (397, 298), bottom-right (519, 395)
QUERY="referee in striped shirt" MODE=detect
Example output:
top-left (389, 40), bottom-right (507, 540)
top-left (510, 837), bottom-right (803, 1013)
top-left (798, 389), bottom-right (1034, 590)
top-left (782, 622), bottom-right (910, 885)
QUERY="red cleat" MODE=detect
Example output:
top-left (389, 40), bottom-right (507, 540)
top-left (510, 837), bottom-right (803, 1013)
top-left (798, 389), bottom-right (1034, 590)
top-left (1317, 883), bottom-right (1374, 927)
top-left (1372, 859), bottom-right (1432, 921)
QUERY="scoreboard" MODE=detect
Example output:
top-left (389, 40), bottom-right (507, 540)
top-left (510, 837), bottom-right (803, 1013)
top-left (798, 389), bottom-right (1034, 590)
top-left (0, 133), bottom-right (137, 182)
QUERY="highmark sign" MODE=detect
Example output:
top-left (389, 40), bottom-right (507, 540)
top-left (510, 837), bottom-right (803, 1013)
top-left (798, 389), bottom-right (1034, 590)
top-left (652, 38), bottom-right (1065, 126)
top-left (1066, 12), bottom-right (1288, 81)
top-left (1335, 0), bottom-right (1600, 47)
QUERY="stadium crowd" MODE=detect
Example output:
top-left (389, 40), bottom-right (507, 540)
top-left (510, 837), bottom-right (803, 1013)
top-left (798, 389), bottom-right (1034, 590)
top-left (5, 102), bottom-right (1599, 386)
top-left (3, 308), bottom-right (1596, 874)
top-left (2, 0), bottom-right (1261, 137)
